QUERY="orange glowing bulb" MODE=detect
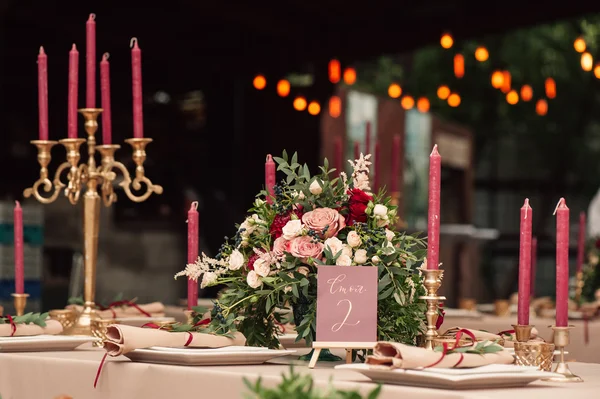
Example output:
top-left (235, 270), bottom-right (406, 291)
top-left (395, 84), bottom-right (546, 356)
top-left (520, 85), bottom-right (533, 102)
top-left (491, 71), bottom-right (504, 89)
top-left (437, 85), bottom-right (450, 100)
top-left (581, 52), bottom-right (593, 71)
top-left (253, 75), bottom-right (266, 90)
top-left (293, 96), bottom-right (307, 111)
top-left (328, 59), bottom-right (341, 84)
top-left (307, 101), bottom-right (321, 115)
top-left (416, 97), bottom-right (430, 112)
top-left (474, 47), bottom-right (489, 62)
top-left (536, 99), bottom-right (548, 116)
top-left (440, 33), bottom-right (453, 49)
top-left (401, 96), bottom-right (414, 110)
top-left (506, 90), bottom-right (519, 105)
top-left (276, 79), bottom-right (290, 97)
top-left (447, 93), bottom-right (461, 107)
top-left (545, 77), bottom-right (556, 99)
top-left (388, 83), bottom-right (402, 98)
top-left (500, 71), bottom-right (511, 93)
top-left (343, 67), bottom-right (356, 85)
top-left (574, 37), bottom-right (586, 53)
top-left (594, 64), bottom-right (600, 79)
top-left (329, 96), bottom-right (341, 118)
top-left (454, 54), bottom-right (465, 78)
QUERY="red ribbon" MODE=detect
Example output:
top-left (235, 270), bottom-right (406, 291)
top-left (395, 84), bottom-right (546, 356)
top-left (497, 329), bottom-right (515, 337)
top-left (425, 328), bottom-right (476, 368)
top-left (184, 332), bottom-right (193, 346)
top-left (94, 352), bottom-right (108, 389)
top-left (141, 322), bottom-right (200, 346)
top-left (100, 300), bottom-right (151, 318)
top-left (6, 315), bottom-right (16, 337)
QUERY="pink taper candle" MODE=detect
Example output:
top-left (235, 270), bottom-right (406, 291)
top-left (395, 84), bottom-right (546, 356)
top-left (554, 198), bottom-right (569, 327)
top-left (517, 199), bottom-right (532, 325)
top-left (37, 46), bottom-right (49, 140)
top-left (187, 201), bottom-right (199, 310)
top-left (14, 201), bottom-right (24, 294)
top-left (577, 212), bottom-right (586, 273)
top-left (373, 140), bottom-right (380, 192)
top-left (427, 145), bottom-right (441, 270)
top-left (531, 236), bottom-right (538, 297)
top-left (391, 134), bottom-right (401, 193)
top-left (100, 53), bottom-right (112, 144)
top-left (86, 13), bottom-right (96, 108)
top-left (265, 155), bottom-right (276, 204)
top-left (365, 121), bottom-right (371, 156)
top-left (68, 44), bottom-right (79, 139)
top-left (353, 141), bottom-right (360, 161)
top-left (333, 136), bottom-right (342, 177)
top-left (131, 38), bottom-right (144, 138)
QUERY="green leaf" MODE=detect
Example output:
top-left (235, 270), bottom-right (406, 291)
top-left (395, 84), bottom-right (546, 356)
top-left (291, 284), bottom-right (300, 298)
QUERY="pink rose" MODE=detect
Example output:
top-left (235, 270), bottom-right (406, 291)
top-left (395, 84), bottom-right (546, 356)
top-left (302, 208), bottom-right (346, 238)
top-left (289, 236), bottom-right (324, 261)
top-left (273, 237), bottom-right (290, 257)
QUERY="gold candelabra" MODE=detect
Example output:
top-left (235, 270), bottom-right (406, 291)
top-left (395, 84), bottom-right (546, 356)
top-left (23, 108), bottom-right (163, 336)
top-left (419, 268), bottom-right (445, 350)
top-left (544, 326), bottom-right (583, 382)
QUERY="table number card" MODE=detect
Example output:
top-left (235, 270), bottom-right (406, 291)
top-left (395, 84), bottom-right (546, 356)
top-left (316, 266), bottom-right (377, 342)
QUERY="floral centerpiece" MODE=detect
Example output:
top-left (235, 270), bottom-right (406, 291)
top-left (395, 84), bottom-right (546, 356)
top-left (176, 152), bottom-right (427, 348)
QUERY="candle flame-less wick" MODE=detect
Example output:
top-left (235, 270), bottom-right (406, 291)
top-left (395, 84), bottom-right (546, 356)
top-left (191, 201), bottom-right (199, 211)
top-left (15, 201), bottom-right (21, 208)
top-left (39, 46), bottom-right (45, 55)
top-left (430, 144), bottom-right (440, 156)
top-left (523, 198), bottom-right (530, 219)
top-left (71, 43), bottom-right (77, 51)
top-left (266, 154), bottom-right (273, 162)
top-left (130, 37), bottom-right (138, 48)
top-left (103, 52), bottom-right (110, 61)
top-left (88, 13), bottom-right (96, 21)
top-left (553, 197), bottom-right (565, 215)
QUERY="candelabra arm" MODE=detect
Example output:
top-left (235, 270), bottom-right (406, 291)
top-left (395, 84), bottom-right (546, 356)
top-left (23, 140), bottom-right (73, 204)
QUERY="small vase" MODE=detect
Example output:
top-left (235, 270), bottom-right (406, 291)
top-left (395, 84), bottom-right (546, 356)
top-left (291, 293), bottom-right (342, 363)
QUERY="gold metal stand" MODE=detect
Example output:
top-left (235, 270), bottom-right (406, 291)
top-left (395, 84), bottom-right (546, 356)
top-left (544, 325), bottom-right (583, 382)
top-left (23, 108), bottom-right (163, 336)
top-left (419, 268), bottom-right (445, 350)
top-left (11, 293), bottom-right (29, 316)
top-left (574, 271), bottom-right (584, 304)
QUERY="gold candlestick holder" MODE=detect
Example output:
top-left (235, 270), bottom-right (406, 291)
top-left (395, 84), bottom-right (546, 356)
top-left (574, 271), bottom-right (584, 305)
top-left (512, 324), bottom-right (555, 372)
top-left (544, 326), bottom-right (583, 382)
top-left (23, 108), bottom-right (163, 336)
top-left (419, 268), bottom-right (445, 350)
top-left (11, 293), bottom-right (29, 316)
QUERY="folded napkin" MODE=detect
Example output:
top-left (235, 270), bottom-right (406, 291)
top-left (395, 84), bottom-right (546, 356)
top-left (366, 341), bottom-right (514, 369)
top-left (103, 324), bottom-right (246, 356)
top-left (0, 319), bottom-right (63, 337)
top-left (68, 301), bottom-right (165, 319)
top-left (440, 326), bottom-right (541, 348)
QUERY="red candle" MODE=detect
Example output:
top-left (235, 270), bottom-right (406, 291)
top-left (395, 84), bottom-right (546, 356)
top-left (531, 236), bottom-right (538, 297)
top-left (68, 44), bottom-right (79, 139)
top-left (86, 13), bottom-right (96, 108)
top-left (37, 46), bottom-right (49, 141)
top-left (391, 134), bottom-right (401, 193)
top-left (365, 121), bottom-right (371, 156)
top-left (353, 141), bottom-right (360, 161)
top-left (14, 201), bottom-right (24, 294)
top-left (131, 38), bottom-right (144, 138)
top-left (187, 201), bottom-right (199, 310)
top-left (555, 198), bottom-right (569, 327)
top-left (517, 199), bottom-right (532, 325)
top-left (100, 53), bottom-right (112, 145)
top-left (373, 140), bottom-right (380, 192)
top-left (427, 145), bottom-right (441, 270)
top-left (577, 212), bottom-right (586, 274)
top-left (333, 136), bottom-right (342, 177)
top-left (265, 154), bottom-right (276, 204)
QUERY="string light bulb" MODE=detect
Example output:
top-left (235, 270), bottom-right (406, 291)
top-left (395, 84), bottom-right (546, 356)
top-left (293, 96), bottom-right (307, 111)
top-left (343, 67), bottom-right (356, 85)
top-left (307, 101), bottom-right (321, 115)
top-left (276, 79), bottom-right (290, 97)
top-left (474, 47), bottom-right (489, 62)
top-left (417, 97), bottom-right (430, 112)
top-left (401, 96), bottom-right (414, 110)
top-left (454, 54), bottom-right (464, 78)
top-left (536, 99), bottom-right (548, 116)
top-left (594, 64), bottom-right (600, 79)
top-left (506, 90), bottom-right (519, 105)
top-left (328, 59), bottom-right (341, 83)
top-left (447, 93), bottom-right (461, 107)
top-left (329, 96), bottom-right (341, 118)
top-left (574, 37), bottom-right (586, 53)
top-left (491, 71), bottom-right (504, 89)
top-left (253, 75), bottom-right (266, 90)
top-left (520, 85), bottom-right (533, 102)
top-left (388, 83), bottom-right (402, 98)
top-left (581, 52), bottom-right (593, 71)
top-left (440, 33), bottom-right (453, 49)
top-left (545, 78), bottom-right (556, 99)
top-left (437, 85), bottom-right (450, 100)
top-left (501, 71), bottom-right (511, 93)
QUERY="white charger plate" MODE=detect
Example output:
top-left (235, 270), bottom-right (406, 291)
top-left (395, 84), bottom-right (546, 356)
top-left (336, 364), bottom-right (561, 390)
top-left (0, 335), bottom-right (95, 352)
top-left (124, 346), bottom-right (296, 366)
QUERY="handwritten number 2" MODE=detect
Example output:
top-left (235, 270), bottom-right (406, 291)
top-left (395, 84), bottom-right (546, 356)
top-left (331, 299), bottom-right (360, 332)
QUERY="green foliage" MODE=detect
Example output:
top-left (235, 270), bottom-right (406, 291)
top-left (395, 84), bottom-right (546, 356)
top-left (243, 367), bottom-right (381, 399)
top-left (0, 312), bottom-right (48, 327)
top-left (68, 292), bottom-right (125, 308)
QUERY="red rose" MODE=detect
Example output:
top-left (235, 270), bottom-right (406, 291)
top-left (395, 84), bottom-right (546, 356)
top-left (436, 303), bottom-right (445, 330)
top-left (270, 209), bottom-right (303, 239)
top-left (347, 188), bottom-right (372, 226)
top-left (247, 253), bottom-right (260, 270)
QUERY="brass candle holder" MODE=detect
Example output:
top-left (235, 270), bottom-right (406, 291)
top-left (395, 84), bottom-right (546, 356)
top-left (574, 271), bottom-right (584, 304)
top-left (419, 268), bottom-right (446, 350)
top-left (512, 324), bottom-right (555, 372)
top-left (11, 293), bottom-right (29, 316)
top-left (23, 108), bottom-right (163, 336)
top-left (544, 325), bottom-right (583, 382)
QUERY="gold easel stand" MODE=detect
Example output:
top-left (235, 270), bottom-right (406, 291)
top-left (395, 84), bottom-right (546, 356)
top-left (544, 326), bottom-right (583, 382)
top-left (23, 108), bottom-right (163, 336)
top-left (308, 342), bottom-right (376, 369)
top-left (420, 268), bottom-right (445, 350)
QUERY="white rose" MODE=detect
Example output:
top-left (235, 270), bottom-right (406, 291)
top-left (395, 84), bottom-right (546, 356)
top-left (228, 250), bottom-right (245, 270)
top-left (201, 272), bottom-right (218, 288)
top-left (298, 191), bottom-right (306, 200)
top-left (246, 270), bottom-right (262, 288)
top-left (372, 255), bottom-right (380, 264)
top-left (336, 254), bottom-right (352, 266)
top-left (297, 266), bottom-right (310, 276)
top-left (240, 218), bottom-right (255, 235)
top-left (254, 198), bottom-right (265, 207)
top-left (282, 219), bottom-right (304, 240)
top-left (373, 204), bottom-right (388, 217)
top-left (342, 244), bottom-right (353, 258)
top-left (385, 229), bottom-right (395, 242)
top-left (347, 231), bottom-right (362, 248)
top-left (354, 249), bottom-right (367, 264)
top-left (382, 241), bottom-right (395, 255)
top-left (309, 180), bottom-right (323, 195)
top-left (376, 216), bottom-right (389, 227)
top-left (324, 237), bottom-right (344, 257)
top-left (253, 258), bottom-right (271, 277)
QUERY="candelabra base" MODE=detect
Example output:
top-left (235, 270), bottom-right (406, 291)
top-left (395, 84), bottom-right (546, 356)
top-left (545, 362), bottom-right (584, 382)
top-left (63, 305), bottom-right (99, 336)
top-left (419, 268), bottom-right (445, 351)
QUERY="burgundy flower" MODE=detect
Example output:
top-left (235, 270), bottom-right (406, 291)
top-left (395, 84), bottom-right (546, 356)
top-left (436, 303), bottom-right (445, 330)
top-left (269, 209), bottom-right (303, 240)
top-left (247, 253), bottom-right (260, 271)
top-left (346, 188), bottom-right (372, 226)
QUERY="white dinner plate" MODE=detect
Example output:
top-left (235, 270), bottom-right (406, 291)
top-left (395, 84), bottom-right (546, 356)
top-left (124, 346), bottom-right (296, 366)
top-left (336, 363), bottom-right (561, 390)
top-left (0, 335), bottom-right (95, 352)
